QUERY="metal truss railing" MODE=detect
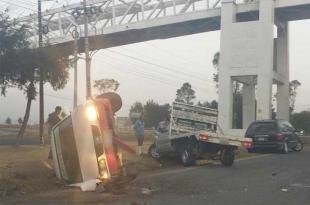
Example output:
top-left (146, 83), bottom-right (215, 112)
top-left (15, 0), bottom-right (227, 46)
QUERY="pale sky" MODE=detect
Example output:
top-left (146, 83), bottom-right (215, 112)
top-left (0, 1), bottom-right (310, 124)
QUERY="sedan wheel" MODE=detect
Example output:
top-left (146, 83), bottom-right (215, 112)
top-left (292, 139), bottom-right (303, 152)
top-left (281, 142), bottom-right (289, 154)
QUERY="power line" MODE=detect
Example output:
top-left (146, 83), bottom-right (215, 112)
top-left (94, 53), bottom-right (215, 93)
top-left (0, 0), bottom-right (36, 11)
top-left (105, 48), bottom-right (216, 88)
top-left (145, 42), bottom-right (209, 70)
top-left (118, 45), bottom-right (209, 78)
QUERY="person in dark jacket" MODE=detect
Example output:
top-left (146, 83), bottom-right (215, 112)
top-left (133, 115), bottom-right (144, 155)
top-left (47, 106), bottom-right (63, 159)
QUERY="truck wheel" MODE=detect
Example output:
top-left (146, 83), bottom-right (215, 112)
top-left (181, 148), bottom-right (195, 167)
top-left (148, 143), bottom-right (160, 159)
top-left (292, 139), bottom-right (303, 152)
top-left (220, 148), bottom-right (235, 167)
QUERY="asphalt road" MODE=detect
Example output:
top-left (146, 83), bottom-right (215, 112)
top-left (6, 147), bottom-right (310, 205)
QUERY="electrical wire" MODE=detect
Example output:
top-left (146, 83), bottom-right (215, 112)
top-left (0, 0), bottom-right (36, 11)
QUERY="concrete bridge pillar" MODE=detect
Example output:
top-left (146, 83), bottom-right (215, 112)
top-left (276, 22), bottom-right (290, 121)
top-left (242, 80), bottom-right (256, 129)
top-left (218, 0), bottom-right (279, 135)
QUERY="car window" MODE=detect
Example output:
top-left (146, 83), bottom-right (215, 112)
top-left (278, 121), bottom-right (295, 132)
top-left (245, 122), bottom-right (277, 136)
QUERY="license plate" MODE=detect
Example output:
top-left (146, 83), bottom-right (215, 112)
top-left (257, 137), bottom-right (265, 141)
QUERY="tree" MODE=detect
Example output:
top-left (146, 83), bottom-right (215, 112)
top-left (0, 12), bottom-right (71, 145)
top-left (289, 80), bottom-right (301, 114)
top-left (143, 100), bottom-right (170, 128)
top-left (291, 111), bottom-right (310, 135)
top-left (93, 79), bottom-right (119, 94)
top-left (197, 100), bottom-right (218, 109)
top-left (212, 52), bottom-right (220, 90)
top-left (129, 102), bottom-right (144, 122)
top-left (175, 82), bottom-right (196, 104)
top-left (5, 117), bottom-right (12, 125)
top-left (18, 117), bottom-right (23, 125)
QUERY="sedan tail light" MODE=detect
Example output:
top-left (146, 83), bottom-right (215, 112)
top-left (276, 133), bottom-right (284, 141)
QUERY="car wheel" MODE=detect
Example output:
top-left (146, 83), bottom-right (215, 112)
top-left (292, 139), bottom-right (303, 152)
top-left (220, 148), bottom-right (235, 167)
top-left (181, 148), bottom-right (195, 167)
top-left (281, 142), bottom-right (289, 154)
top-left (148, 143), bottom-right (160, 159)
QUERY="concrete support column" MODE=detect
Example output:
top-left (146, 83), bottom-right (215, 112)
top-left (276, 22), bottom-right (290, 120)
top-left (256, 0), bottom-right (275, 120)
top-left (242, 81), bottom-right (256, 128)
top-left (256, 76), bottom-right (273, 120)
top-left (218, 0), bottom-right (236, 134)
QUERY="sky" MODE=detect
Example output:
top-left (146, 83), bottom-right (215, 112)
top-left (0, 1), bottom-right (310, 124)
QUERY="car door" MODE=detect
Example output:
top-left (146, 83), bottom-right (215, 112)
top-left (285, 121), bottom-right (299, 148)
top-left (155, 132), bottom-right (173, 153)
top-left (278, 120), bottom-right (297, 148)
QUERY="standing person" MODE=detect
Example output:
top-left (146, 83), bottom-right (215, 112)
top-left (47, 106), bottom-right (63, 159)
top-left (133, 115), bottom-right (144, 155)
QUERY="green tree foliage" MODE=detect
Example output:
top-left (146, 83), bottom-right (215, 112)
top-left (291, 111), bottom-right (310, 135)
top-left (175, 82), bottom-right (196, 104)
top-left (5, 117), bottom-right (12, 125)
top-left (93, 79), bottom-right (119, 94)
top-left (0, 12), bottom-right (71, 145)
top-left (197, 100), bottom-right (218, 109)
top-left (143, 100), bottom-right (170, 128)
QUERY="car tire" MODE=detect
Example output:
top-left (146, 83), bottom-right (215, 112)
top-left (148, 143), bottom-right (160, 159)
top-left (292, 139), bottom-right (303, 152)
top-left (220, 148), bottom-right (235, 167)
top-left (181, 148), bottom-right (195, 167)
top-left (281, 142), bottom-right (289, 154)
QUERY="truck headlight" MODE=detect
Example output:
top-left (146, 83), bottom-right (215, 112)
top-left (86, 105), bottom-right (98, 121)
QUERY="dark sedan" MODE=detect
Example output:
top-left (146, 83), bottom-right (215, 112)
top-left (245, 120), bottom-right (303, 153)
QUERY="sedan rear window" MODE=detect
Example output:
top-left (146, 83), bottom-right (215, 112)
top-left (245, 122), bottom-right (277, 136)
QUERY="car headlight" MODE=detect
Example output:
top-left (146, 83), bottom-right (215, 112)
top-left (86, 105), bottom-right (98, 121)
top-left (98, 155), bottom-right (109, 179)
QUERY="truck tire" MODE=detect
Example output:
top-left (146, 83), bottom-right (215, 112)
top-left (148, 143), bottom-right (160, 159)
top-left (220, 148), bottom-right (235, 167)
top-left (181, 148), bottom-right (195, 167)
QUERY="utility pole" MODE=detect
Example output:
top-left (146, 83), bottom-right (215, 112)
top-left (38, 0), bottom-right (44, 145)
top-left (83, 0), bottom-right (92, 99)
top-left (73, 27), bottom-right (78, 108)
